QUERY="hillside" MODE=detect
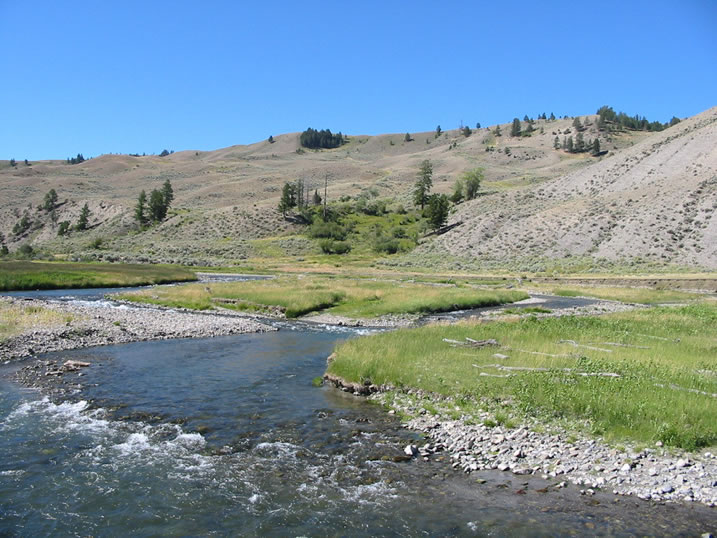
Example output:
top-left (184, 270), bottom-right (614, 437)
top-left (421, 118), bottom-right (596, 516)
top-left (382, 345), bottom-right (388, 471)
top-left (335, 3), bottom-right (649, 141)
top-left (399, 107), bottom-right (717, 272)
top-left (0, 109), bottom-right (713, 270)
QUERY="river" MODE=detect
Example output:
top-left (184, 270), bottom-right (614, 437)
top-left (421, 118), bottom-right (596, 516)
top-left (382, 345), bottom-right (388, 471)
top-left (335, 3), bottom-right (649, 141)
top-left (1, 287), bottom-right (715, 536)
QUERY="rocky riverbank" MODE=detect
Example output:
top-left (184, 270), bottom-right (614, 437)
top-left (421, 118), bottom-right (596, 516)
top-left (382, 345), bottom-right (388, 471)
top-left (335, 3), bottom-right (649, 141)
top-left (369, 390), bottom-right (717, 508)
top-left (0, 296), bottom-right (274, 365)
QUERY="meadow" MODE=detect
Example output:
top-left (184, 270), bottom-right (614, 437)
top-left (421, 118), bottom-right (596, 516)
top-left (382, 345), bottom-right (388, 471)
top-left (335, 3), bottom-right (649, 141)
top-left (327, 301), bottom-right (717, 449)
top-left (117, 276), bottom-right (528, 318)
top-left (0, 261), bottom-right (197, 291)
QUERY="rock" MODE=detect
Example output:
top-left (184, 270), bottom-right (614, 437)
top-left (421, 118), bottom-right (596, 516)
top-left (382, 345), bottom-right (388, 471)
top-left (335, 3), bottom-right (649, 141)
top-left (661, 484), bottom-right (674, 494)
top-left (404, 444), bottom-right (418, 457)
top-left (620, 463), bottom-right (632, 473)
top-left (497, 463), bottom-right (510, 472)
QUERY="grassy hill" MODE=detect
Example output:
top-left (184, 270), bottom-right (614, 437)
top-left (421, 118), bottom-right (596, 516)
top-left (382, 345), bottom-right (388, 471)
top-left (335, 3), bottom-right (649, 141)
top-left (1, 108), bottom-right (714, 271)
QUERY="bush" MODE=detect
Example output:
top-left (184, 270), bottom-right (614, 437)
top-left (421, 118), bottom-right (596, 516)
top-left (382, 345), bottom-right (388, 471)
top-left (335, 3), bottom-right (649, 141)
top-left (309, 221), bottom-right (348, 241)
top-left (373, 237), bottom-right (400, 254)
top-left (319, 239), bottom-right (351, 254)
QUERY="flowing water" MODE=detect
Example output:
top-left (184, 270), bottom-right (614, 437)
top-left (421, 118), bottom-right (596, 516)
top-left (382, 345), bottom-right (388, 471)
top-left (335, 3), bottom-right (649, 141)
top-left (1, 291), bottom-right (715, 536)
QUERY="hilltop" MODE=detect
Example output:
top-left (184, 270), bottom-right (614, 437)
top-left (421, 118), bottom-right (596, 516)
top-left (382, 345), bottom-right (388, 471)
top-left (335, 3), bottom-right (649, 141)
top-left (0, 107), bottom-right (714, 271)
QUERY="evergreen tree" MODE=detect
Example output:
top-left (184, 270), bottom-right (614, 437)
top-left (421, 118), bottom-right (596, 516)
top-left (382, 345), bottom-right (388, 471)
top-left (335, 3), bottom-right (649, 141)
top-left (413, 159), bottom-right (433, 210)
top-left (475, 122), bottom-right (481, 129)
top-left (592, 138), bottom-right (601, 155)
top-left (159, 149), bottom-right (171, 157)
top-left (295, 179), bottom-right (305, 210)
top-left (554, 136), bottom-right (560, 149)
top-left (426, 194), bottom-right (449, 230)
top-left (404, 132), bottom-right (411, 142)
top-left (435, 125), bottom-right (442, 138)
top-left (9, 158), bottom-right (16, 167)
top-left (43, 189), bottom-right (58, 211)
top-left (575, 132), bottom-right (585, 152)
top-left (494, 124), bottom-right (502, 136)
top-left (161, 179), bottom-right (174, 209)
top-left (566, 136), bottom-right (574, 153)
top-left (524, 123), bottom-right (534, 135)
top-left (462, 126), bottom-right (472, 137)
top-left (24, 159), bottom-right (30, 166)
top-left (148, 189), bottom-right (167, 222)
top-left (510, 118), bottom-right (521, 137)
top-left (313, 189), bottom-right (322, 205)
top-left (268, 135), bottom-right (275, 143)
top-left (278, 182), bottom-right (297, 216)
top-left (135, 190), bottom-right (148, 227)
top-left (549, 112), bottom-right (555, 121)
top-left (57, 221), bottom-right (70, 236)
top-left (573, 117), bottom-right (583, 131)
top-left (299, 128), bottom-right (345, 149)
top-left (76, 203), bottom-right (90, 231)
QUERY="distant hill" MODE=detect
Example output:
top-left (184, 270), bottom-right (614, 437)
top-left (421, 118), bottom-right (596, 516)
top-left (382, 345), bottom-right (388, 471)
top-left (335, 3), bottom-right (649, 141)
top-left (0, 107), bottom-right (714, 270)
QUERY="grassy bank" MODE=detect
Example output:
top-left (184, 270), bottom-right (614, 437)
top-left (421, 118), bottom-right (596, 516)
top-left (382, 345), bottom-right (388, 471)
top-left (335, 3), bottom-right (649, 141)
top-left (0, 300), bottom-right (74, 342)
top-left (0, 261), bottom-right (197, 291)
top-left (544, 285), bottom-right (705, 304)
top-left (117, 276), bottom-right (527, 318)
top-left (328, 302), bottom-right (717, 449)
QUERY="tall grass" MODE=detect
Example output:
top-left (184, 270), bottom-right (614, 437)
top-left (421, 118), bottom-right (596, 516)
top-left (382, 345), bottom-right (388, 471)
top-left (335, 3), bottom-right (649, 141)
top-left (547, 285), bottom-right (704, 304)
top-left (0, 261), bottom-right (197, 291)
top-left (328, 303), bottom-right (717, 449)
top-left (0, 301), bottom-right (74, 342)
top-left (118, 276), bottom-right (527, 319)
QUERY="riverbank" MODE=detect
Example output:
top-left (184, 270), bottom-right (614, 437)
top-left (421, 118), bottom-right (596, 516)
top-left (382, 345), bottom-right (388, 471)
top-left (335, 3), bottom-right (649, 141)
top-left (325, 300), bottom-right (717, 508)
top-left (373, 389), bottom-right (717, 508)
top-left (0, 296), bottom-right (274, 365)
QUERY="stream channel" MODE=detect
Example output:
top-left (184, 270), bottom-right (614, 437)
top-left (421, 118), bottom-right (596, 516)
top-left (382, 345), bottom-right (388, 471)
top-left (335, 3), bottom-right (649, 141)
top-left (1, 281), bottom-right (715, 536)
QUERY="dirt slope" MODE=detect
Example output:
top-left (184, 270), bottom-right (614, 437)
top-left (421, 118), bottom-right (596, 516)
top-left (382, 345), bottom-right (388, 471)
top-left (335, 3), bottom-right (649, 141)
top-left (415, 107), bottom-right (717, 271)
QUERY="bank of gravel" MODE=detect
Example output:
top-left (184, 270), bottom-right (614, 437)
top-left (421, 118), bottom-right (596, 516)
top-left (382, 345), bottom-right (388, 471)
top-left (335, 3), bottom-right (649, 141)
top-left (351, 389), bottom-right (717, 509)
top-left (0, 296), bottom-right (274, 365)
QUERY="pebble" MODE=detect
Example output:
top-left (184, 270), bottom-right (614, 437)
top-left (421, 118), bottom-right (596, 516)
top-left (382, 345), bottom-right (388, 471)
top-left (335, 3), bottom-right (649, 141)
top-left (369, 390), bottom-right (717, 508)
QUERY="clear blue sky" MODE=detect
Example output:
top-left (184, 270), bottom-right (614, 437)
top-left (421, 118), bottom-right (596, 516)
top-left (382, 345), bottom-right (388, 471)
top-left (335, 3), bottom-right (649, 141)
top-left (1, 0), bottom-right (715, 160)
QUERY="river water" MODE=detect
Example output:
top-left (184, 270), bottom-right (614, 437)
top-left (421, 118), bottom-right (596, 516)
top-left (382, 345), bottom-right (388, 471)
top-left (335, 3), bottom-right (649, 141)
top-left (1, 290), bottom-right (715, 536)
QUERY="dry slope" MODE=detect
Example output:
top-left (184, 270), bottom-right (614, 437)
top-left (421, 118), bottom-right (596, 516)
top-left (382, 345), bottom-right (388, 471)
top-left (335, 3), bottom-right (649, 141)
top-left (413, 107), bottom-right (717, 271)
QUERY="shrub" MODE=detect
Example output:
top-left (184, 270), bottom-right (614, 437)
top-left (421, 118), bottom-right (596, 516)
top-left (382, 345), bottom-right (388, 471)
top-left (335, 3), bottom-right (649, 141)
top-left (319, 239), bottom-right (351, 254)
top-left (374, 237), bottom-right (400, 254)
top-left (309, 221), bottom-right (348, 241)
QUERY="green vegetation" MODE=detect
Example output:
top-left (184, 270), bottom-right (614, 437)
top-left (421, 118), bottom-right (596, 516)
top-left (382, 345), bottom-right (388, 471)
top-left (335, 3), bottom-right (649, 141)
top-left (134, 180), bottom-right (173, 227)
top-left (596, 105), bottom-right (679, 132)
top-left (413, 159), bottom-right (433, 210)
top-left (43, 189), bottom-right (58, 212)
top-left (328, 302), bottom-right (717, 449)
top-left (66, 153), bottom-right (85, 165)
top-left (547, 286), bottom-right (704, 304)
top-left (0, 301), bottom-right (73, 342)
top-left (118, 276), bottom-right (527, 319)
top-left (300, 128), bottom-right (345, 149)
top-left (75, 203), bottom-right (91, 231)
top-left (0, 261), bottom-right (197, 291)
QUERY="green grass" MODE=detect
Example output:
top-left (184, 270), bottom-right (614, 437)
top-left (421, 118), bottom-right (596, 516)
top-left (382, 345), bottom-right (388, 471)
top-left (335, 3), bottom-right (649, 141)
top-left (0, 261), bottom-right (197, 291)
top-left (549, 286), bottom-right (705, 304)
top-left (117, 276), bottom-right (527, 319)
top-left (327, 302), bottom-right (717, 450)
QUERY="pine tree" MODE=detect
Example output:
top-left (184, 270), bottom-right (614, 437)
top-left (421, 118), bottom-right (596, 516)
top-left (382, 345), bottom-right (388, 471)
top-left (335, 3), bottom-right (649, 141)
top-left (592, 138), bottom-right (601, 155)
top-left (278, 182), bottom-right (296, 216)
top-left (313, 189), bottom-right (322, 205)
top-left (575, 132), bottom-right (585, 152)
top-left (426, 194), bottom-right (449, 230)
top-left (494, 124), bottom-right (502, 136)
top-left (566, 136), bottom-right (574, 153)
top-left (573, 117), bottom-right (583, 131)
top-left (76, 203), bottom-right (90, 231)
top-left (161, 179), bottom-right (174, 209)
top-left (451, 179), bottom-right (464, 203)
top-left (135, 190), bottom-right (147, 227)
top-left (149, 189), bottom-right (167, 222)
top-left (295, 179), bottom-right (305, 210)
top-left (435, 125), bottom-right (442, 138)
top-left (462, 126), bottom-right (472, 137)
top-left (413, 159), bottom-right (433, 210)
top-left (404, 132), bottom-right (411, 142)
top-left (554, 136), bottom-right (560, 149)
top-left (43, 189), bottom-right (58, 211)
top-left (268, 135), bottom-right (275, 143)
top-left (510, 118), bottom-right (521, 137)
top-left (549, 112), bottom-right (555, 121)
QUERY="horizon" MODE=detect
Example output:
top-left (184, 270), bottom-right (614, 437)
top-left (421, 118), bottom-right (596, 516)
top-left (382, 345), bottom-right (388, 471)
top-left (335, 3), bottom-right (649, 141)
top-left (1, 0), bottom-right (715, 160)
